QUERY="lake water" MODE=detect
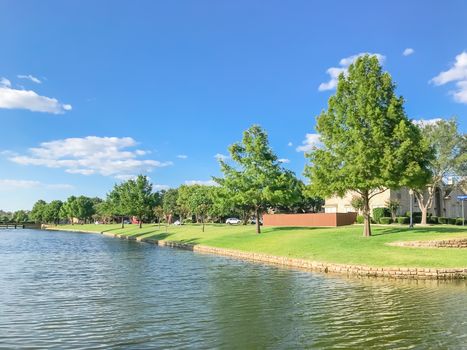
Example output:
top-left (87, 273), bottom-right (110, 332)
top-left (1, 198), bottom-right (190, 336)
top-left (0, 229), bottom-right (466, 349)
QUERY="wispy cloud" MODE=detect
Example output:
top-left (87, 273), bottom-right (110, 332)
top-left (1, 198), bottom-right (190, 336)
top-left (17, 74), bottom-right (42, 84)
top-left (214, 153), bottom-right (229, 161)
top-left (0, 77), bottom-right (71, 114)
top-left (431, 51), bottom-right (467, 104)
top-left (7, 136), bottom-right (172, 178)
top-left (296, 133), bottom-right (322, 152)
top-left (402, 48), bottom-right (415, 56)
top-left (184, 180), bottom-right (218, 186)
top-left (153, 184), bottom-right (170, 191)
top-left (287, 142), bottom-right (293, 147)
top-left (0, 179), bottom-right (73, 191)
top-left (177, 154), bottom-right (188, 159)
top-left (0, 78), bottom-right (11, 87)
top-left (318, 52), bottom-right (385, 91)
top-left (278, 158), bottom-right (290, 164)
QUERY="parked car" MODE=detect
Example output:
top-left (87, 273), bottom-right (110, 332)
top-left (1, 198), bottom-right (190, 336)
top-left (173, 220), bottom-right (182, 225)
top-left (226, 218), bottom-right (241, 225)
top-left (250, 219), bottom-right (263, 225)
top-left (123, 220), bottom-right (131, 224)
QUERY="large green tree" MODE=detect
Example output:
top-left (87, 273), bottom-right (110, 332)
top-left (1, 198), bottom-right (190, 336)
top-left (30, 200), bottom-right (47, 223)
top-left (162, 188), bottom-right (179, 224)
top-left (305, 55), bottom-right (431, 236)
top-left (119, 175), bottom-right (156, 228)
top-left (216, 125), bottom-right (301, 234)
top-left (412, 118), bottom-right (466, 224)
top-left (43, 200), bottom-right (63, 224)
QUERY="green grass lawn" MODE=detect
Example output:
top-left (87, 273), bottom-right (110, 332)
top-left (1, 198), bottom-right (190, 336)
top-left (54, 223), bottom-right (467, 268)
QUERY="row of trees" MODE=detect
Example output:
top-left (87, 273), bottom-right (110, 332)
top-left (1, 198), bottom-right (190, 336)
top-left (27, 137), bottom-right (324, 233)
top-left (0, 209), bottom-right (30, 223)
top-left (21, 55), bottom-right (466, 238)
top-left (29, 196), bottom-right (103, 225)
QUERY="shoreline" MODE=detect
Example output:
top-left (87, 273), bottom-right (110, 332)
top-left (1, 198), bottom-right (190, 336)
top-left (44, 226), bottom-right (467, 280)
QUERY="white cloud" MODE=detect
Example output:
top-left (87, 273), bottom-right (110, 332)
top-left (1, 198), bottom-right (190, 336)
top-left (0, 77), bottom-right (11, 87)
top-left (431, 52), bottom-right (467, 104)
top-left (403, 48), bottom-right (415, 56)
top-left (318, 52), bottom-right (386, 91)
top-left (17, 74), bottom-right (42, 84)
top-left (412, 118), bottom-right (443, 127)
top-left (184, 180), bottom-right (218, 186)
top-left (287, 142), bottom-right (293, 147)
top-left (0, 85), bottom-right (72, 114)
top-left (7, 136), bottom-right (172, 178)
top-left (296, 133), bottom-right (322, 152)
top-left (214, 153), bottom-right (229, 161)
top-left (153, 184), bottom-right (170, 191)
top-left (0, 179), bottom-right (73, 191)
top-left (278, 158), bottom-right (290, 164)
top-left (177, 154), bottom-right (188, 159)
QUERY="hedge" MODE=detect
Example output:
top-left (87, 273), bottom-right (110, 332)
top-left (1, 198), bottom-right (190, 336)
top-left (405, 211), bottom-right (422, 223)
top-left (379, 217), bottom-right (392, 225)
top-left (429, 216), bottom-right (439, 224)
top-left (448, 218), bottom-right (457, 225)
top-left (396, 216), bottom-right (409, 224)
top-left (456, 218), bottom-right (466, 225)
top-left (356, 215), bottom-right (364, 224)
top-left (373, 208), bottom-right (391, 224)
top-left (438, 217), bottom-right (448, 224)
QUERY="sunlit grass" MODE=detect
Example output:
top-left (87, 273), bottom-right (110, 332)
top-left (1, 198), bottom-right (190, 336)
top-left (55, 223), bottom-right (467, 268)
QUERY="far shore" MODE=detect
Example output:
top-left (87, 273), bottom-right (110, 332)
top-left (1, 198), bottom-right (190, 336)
top-left (44, 223), bottom-right (467, 280)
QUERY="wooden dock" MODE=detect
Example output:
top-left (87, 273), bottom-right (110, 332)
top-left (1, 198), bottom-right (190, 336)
top-left (0, 223), bottom-right (42, 229)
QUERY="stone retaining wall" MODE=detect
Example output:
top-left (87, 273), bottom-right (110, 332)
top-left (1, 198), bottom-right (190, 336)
top-left (389, 239), bottom-right (467, 248)
top-left (44, 227), bottom-right (467, 280)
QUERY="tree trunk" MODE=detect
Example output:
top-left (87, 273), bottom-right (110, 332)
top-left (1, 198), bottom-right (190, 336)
top-left (121, 216), bottom-right (124, 229)
top-left (421, 208), bottom-right (427, 226)
top-left (202, 216), bottom-right (205, 232)
top-left (414, 190), bottom-right (432, 225)
top-left (255, 208), bottom-right (261, 234)
top-left (139, 218), bottom-right (142, 229)
top-left (362, 191), bottom-right (371, 237)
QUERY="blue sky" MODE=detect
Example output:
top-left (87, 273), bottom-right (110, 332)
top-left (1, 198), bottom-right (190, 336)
top-left (1, 0), bottom-right (466, 211)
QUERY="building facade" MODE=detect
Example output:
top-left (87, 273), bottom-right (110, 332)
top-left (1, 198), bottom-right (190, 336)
top-left (324, 185), bottom-right (467, 218)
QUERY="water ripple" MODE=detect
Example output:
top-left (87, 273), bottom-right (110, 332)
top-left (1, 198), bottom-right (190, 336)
top-left (0, 229), bottom-right (466, 349)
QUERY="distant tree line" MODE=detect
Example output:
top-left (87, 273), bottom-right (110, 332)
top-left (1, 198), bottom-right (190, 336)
top-left (22, 126), bottom-right (324, 232)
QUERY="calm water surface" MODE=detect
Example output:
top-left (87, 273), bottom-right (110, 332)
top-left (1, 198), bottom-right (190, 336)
top-left (0, 229), bottom-right (466, 349)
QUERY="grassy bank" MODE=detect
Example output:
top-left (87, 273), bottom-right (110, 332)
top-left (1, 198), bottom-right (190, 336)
top-left (53, 223), bottom-right (467, 268)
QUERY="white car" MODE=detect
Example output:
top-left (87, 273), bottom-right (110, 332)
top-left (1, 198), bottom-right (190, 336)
top-left (173, 220), bottom-right (182, 225)
top-left (226, 218), bottom-right (241, 225)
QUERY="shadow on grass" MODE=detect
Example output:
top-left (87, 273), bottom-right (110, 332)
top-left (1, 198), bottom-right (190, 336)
top-left (372, 225), bottom-right (467, 237)
top-left (266, 226), bottom-right (333, 233)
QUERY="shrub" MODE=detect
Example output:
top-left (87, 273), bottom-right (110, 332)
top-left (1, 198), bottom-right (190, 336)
top-left (397, 216), bottom-right (409, 224)
top-left (429, 216), bottom-right (439, 224)
top-left (404, 211), bottom-right (422, 223)
top-left (373, 208), bottom-right (391, 224)
top-left (438, 217), bottom-right (448, 224)
top-left (356, 215), bottom-right (364, 224)
top-left (448, 218), bottom-right (457, 225)
top-left (456, 218), bottom-right (466, 225)
top-left (379, 217), bottom-right (392, 225)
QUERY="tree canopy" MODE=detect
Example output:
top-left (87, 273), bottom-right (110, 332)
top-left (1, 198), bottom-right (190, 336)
top-left (305, 55), bottom-right (431, 236)
top-left (216, 125), bottom-right (301, 233)
top-left (412, 118), bottom-right (466, 224)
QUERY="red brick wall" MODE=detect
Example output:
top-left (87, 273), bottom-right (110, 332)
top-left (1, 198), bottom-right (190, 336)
top-left (263, 213), bottom-right (356, 227)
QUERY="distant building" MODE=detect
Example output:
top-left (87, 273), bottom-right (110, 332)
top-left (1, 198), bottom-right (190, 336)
top-left (324, 183), bottom-right (467, 218)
